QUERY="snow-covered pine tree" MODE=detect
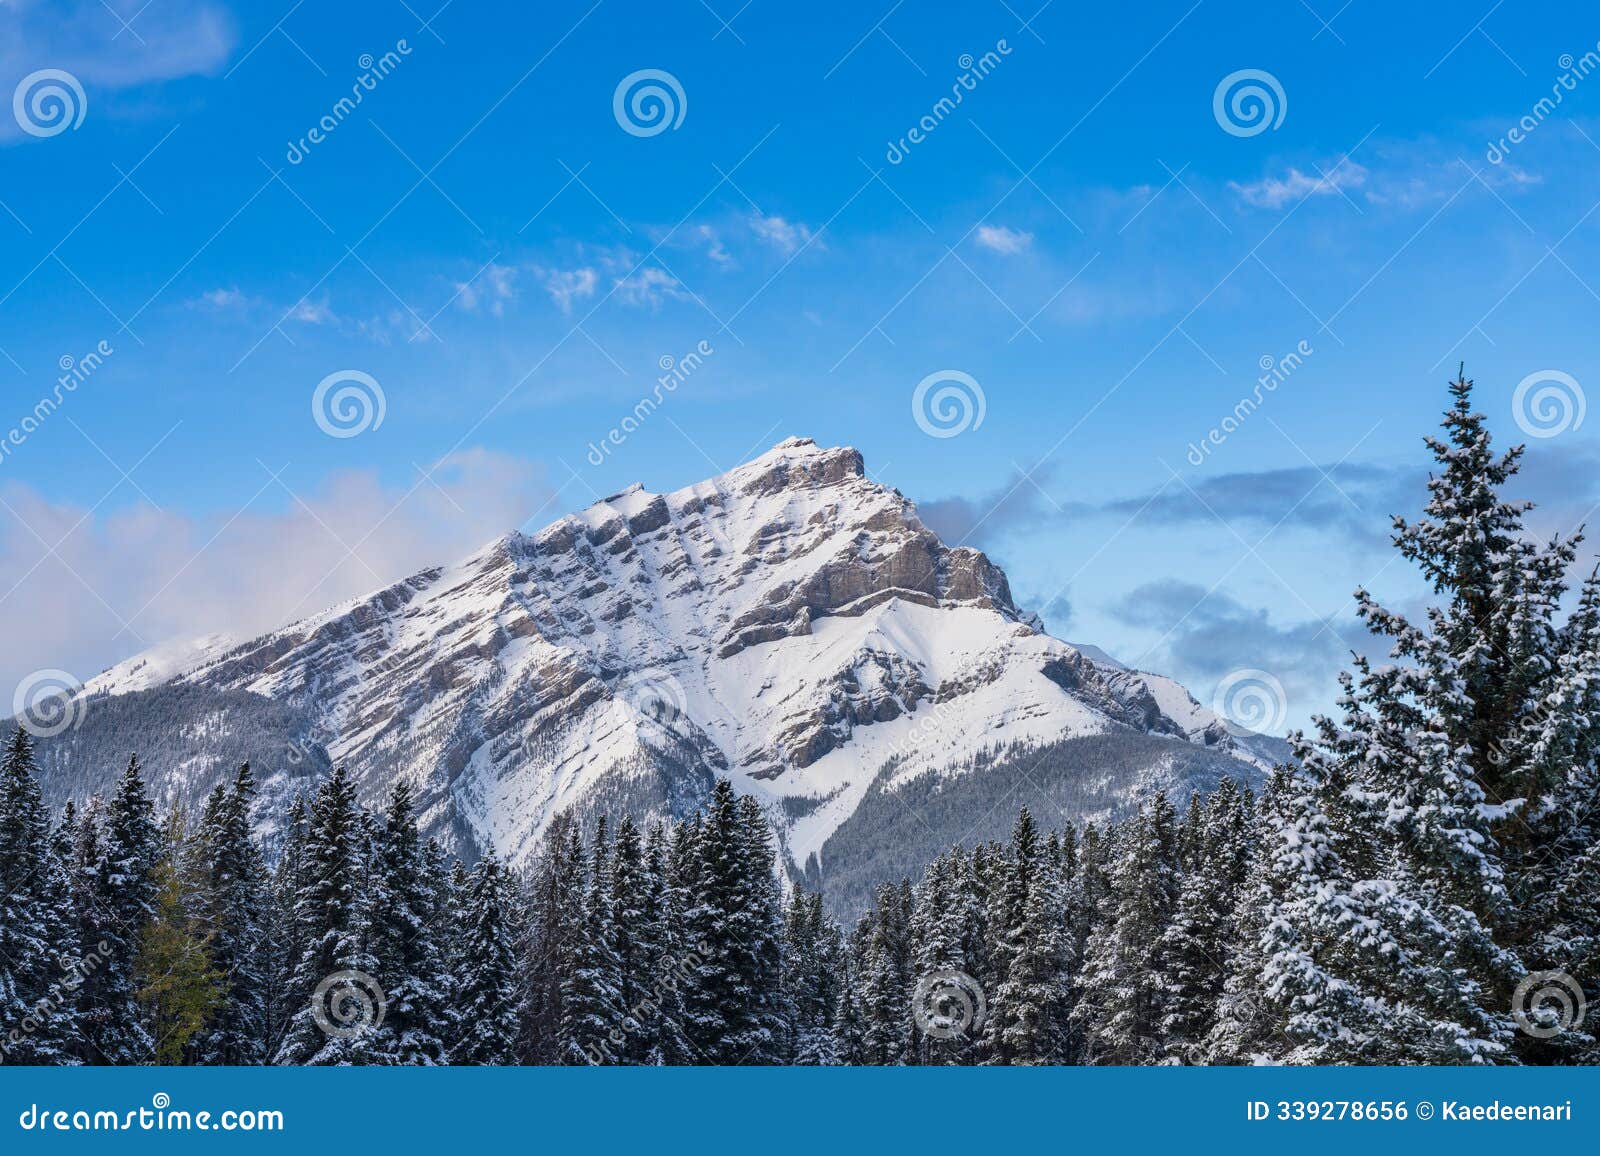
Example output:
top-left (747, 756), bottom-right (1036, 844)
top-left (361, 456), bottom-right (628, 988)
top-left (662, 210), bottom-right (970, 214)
top-left (782, 888), bottom-right (841, 1064)
top-left (858, 880), bottom-right (912, 1065)
top-left (831, 954), bottom-right (867, 1065)
top-left (1223, 763), bottom-right (1389, 1063)
top-left (453, 852), bottom-right (522, 1065)
top-left (1060, 820), bottom-right (1111, 1062)
top-left (560, 818), bottom-right (622, 1064)
top-left (1160, 781), bottom-right (1254, 1062)
top-left (262, 794), bottom-right (308, 1061)
top-left (273, 766), bottom-right (377, 1065)
top-left (681, 781), bottom-right (770, 1064)
top-left (639, 821), bottom-right (694, 1064)
top-left (0, 727), bottom-right (84, 1065)
top-left (191, 765), bottom-right (269, 1064)
top-left (736, 794), bottom-right (788, 1064)
top-left (94, 754), bottom-right (163, 1063)
top-left (984, 808), bottom-right (1067, 1064)
top-left (40, 803), bottom-right (85, 1064)
top-left (1261, 373), bottom-right (1572, 1064)
top-left (1511, 565), bottom-right (1600, 1059)
top-left (909, 852), bottom-right (974, 1064)
top-left (366, 782), bottom-right (450, 1065)
top-left (607, 816), bottom-right (651, 1064)
top-left (1073, 794), bottom-right (1180, 1063)
top-left (517, 813), bottom-right (585, 1063)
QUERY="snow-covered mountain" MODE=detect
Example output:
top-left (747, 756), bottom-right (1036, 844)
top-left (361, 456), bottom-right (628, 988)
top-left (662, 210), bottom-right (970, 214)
top-left (46, 438), bottom-right (1279, 905)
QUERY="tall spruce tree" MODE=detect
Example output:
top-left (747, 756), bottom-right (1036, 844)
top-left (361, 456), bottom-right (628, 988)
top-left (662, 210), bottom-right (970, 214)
top-left (681, 781), bottom-right (776, 1064)
top-left (366, 783), bottom-right (450, 1065)
top-left (274, 767), bottom-right (376, 1065)
top-left (192, 765), bottom-right (268, 1064)
top-left (453, 852), bottom-right (521, 1065)
top-left (1074, 794), bottom-right (1181, 1063)
top-left (0, 727), bottom-right (83, 1064)
top-left (560, 818), bottom-right (622, 1064)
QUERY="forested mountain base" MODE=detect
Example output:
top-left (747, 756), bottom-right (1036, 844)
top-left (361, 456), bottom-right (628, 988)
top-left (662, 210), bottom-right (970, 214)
top-left (2, 375), bottom-right (1596, 1066)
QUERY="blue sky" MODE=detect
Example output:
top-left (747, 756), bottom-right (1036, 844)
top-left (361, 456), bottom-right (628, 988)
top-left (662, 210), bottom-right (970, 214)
top-left (3, 0), bottom-right (1600, 732)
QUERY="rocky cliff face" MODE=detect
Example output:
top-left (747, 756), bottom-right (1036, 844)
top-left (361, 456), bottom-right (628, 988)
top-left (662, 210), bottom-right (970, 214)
top-left (67, 438), bottom-right (1275, 883)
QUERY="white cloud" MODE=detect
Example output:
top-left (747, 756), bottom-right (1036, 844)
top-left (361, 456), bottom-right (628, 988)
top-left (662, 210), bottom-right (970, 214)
top-left (0, 449), bottom-right (553, 693)
top-left (693, 224), bottom-right (732, 267)
top-left (975, 224), bottom-right (1033, 255)
top-left (454, 263), bottom-right (518, 316)
top-left (1, 0), bottom-right (235, 141)
top-left (612, 265), bottom-right (687, 309)
top-left (1229, 162), bottom-right (1369, 209)
top-left (748, 212), bottom-right (816, 256)
top-left (191, 287), bottom-right (252, 311)
top-left (286, 298), bottom-right (336, 325)
top-left (535, 266), bottom-right (598, 313)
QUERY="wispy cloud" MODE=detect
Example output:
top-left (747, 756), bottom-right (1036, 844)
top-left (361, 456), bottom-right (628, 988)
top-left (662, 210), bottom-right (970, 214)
top-left (748, 212), bottom-right (816, 255)
top-left (0, 449), bottom-right (551, 693)
top-left (613, 264), bottom-right (688, 308)
top-left (0, 0), bottom-right (235, 141)
top-left (454, 263), bottom-right (518, 316)
top-left (1106, 578), bottom-right (1365, 718)
top-left (693, 224), bottom-right (732, 267)
top-left (187, 287), bottom-right (337, 326)
top-left (975, 224), bottom-right (1034, 254)
top-left (1229, 162), bottom-right (1369, 209)
top-left (542, 266), bottom-right (599, 312)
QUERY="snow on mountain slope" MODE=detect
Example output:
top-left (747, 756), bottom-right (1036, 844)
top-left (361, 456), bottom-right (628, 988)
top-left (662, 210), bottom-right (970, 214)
top-left (76, 438), bottom-right (1271, 876)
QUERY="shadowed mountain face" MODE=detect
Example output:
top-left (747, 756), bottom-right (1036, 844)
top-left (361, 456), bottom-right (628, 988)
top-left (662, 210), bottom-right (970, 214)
top-left (39, 438), bottom-right (1281, 904)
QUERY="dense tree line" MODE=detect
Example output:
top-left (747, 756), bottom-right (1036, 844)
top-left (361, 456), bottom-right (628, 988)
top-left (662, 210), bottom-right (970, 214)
top-left (1, 375), bottom-right (1595, 1065)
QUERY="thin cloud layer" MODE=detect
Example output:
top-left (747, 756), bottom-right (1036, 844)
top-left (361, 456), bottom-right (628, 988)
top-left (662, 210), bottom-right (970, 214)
top-left (0, 449), bottom-right (552, 695)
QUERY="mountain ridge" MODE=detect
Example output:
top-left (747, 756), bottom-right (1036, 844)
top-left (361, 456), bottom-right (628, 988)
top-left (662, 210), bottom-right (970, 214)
top-left (43, 437), bottom-right (1280, 898)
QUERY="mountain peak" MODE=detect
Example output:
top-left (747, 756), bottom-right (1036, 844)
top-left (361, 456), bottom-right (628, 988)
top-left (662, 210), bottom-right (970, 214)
top-left (71, 435), bottom-right (1275, 896)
